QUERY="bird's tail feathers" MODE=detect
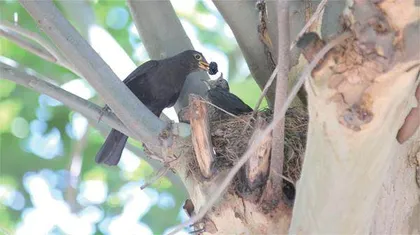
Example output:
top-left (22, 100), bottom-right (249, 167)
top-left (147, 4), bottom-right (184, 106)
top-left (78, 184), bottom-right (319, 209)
top-left (95, 129), bottom-right (128, 166)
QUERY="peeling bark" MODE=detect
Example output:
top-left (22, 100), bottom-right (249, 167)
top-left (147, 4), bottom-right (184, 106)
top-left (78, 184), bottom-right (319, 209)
top-left (189, 95), bottom-right (215, 179)
top-left (290, 0), bottom-right (420, 232)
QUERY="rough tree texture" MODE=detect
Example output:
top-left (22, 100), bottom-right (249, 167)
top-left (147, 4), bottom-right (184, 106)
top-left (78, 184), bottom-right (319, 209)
top-left (290, 0), bottom-right (420, 233)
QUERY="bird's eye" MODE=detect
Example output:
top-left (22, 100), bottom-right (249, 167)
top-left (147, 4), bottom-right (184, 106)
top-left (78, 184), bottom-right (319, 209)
top-left (194, 54), bottom-right (202, 60)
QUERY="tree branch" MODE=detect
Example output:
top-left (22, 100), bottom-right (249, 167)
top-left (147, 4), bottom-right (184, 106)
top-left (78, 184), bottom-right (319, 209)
top-left (0, 61), bottom-right (131, 137)
top-left (212, 1), bottom-right (276, 106)
top-left (127, 0), bottom-right (209, 112)
top-left (0, 20), bottom-right (68, 66)
top-left (261, 0), bottom-right (290, 208)
top-left (0, 20), bottom-right (79, 75)
top-left (1, 60), bottom-right (187, 190)
top-left (19, 0), bottom-right (166, 151)
top-left (0, 28), bottom-right (56, 63)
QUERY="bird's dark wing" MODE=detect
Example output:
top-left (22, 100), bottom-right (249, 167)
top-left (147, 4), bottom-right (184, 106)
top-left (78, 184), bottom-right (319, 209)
top-left (207, 88), bottom-right (253, 115)
top-left (123, 60), bottom-right (159, 85)
top-left (123, 60), bottom-right (163, 115)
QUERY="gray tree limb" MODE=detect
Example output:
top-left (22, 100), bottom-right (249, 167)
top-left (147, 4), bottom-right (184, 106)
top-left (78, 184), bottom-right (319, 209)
top-left (0, 28), bottom-right (56, 63)
top-left (262, 0), bottom-right (290, 206)
top-left (0, 20), bottom-right (79, 75)
top-left (1, 60), bottom-right (187, 190)
top-left (0, 61), bottom-right (131, 137)
top-left (212, 1), bottom-right (276, 106)
top-left (19, 0), bottom-right (166, 151)
top-left (127, 0), bottom-right (209, 113)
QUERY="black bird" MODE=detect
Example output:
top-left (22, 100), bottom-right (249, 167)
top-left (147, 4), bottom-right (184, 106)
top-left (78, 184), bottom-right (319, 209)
top-left (202, 75), bottom-right (253, 121)
top-left (96, 50), bottom-right (210, 166)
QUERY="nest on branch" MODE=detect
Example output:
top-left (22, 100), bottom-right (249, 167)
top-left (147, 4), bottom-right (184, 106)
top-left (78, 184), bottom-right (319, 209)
top-left (188, 106), bottom-right (308, 185)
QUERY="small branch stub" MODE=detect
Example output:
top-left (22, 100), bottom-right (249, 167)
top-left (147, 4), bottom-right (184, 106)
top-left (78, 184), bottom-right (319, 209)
top-left (189, 94), bottom-right (215, 179)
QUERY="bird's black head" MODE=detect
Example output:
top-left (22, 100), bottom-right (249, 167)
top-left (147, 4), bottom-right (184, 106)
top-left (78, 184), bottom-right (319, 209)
top-left (202, 74), bottom-right (230, 91)
top-left (176, 50), bottom-right (209, 73)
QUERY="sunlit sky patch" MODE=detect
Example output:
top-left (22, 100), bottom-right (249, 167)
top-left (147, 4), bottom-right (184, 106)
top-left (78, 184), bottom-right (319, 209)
top-left (27, 127), bottom-right (63, 159)
top-left (117, 149), bottom-right (141, 173)
top-left (89, 25), bottom-right (137, 80)
top-left (78, 180), bottom-right (108, 205)
top-left (61, 78), bottom-right (96, 101)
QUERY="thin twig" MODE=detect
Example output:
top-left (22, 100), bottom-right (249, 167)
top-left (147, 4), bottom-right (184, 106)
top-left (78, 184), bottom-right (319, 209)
top-left (140, 164), bottom-right (171, 190)
top-left (290, 0), bottom-right (328, 51)
top-left (168, 31), bottom-right (352, 235)
top-left (253, 66), bottom-right (279, 113)
top-left (0, 20), bottom-right (77, 72)
top-left (66, 127), bottom-right (89, 212)
top-left (0, 28), bottom-right (56, 63)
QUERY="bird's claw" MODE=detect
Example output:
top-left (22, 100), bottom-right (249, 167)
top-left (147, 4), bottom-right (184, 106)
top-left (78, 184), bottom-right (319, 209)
top-left (189, 221), bottom-right (206, 234)
top-left (98, 105), bottom-right (111, 123)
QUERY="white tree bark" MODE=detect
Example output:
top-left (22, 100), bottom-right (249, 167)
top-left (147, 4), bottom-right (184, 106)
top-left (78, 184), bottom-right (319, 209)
top-left (290, 0), bottom-right (420, 232)
top-left (290, 62), bottom-right (420, 233)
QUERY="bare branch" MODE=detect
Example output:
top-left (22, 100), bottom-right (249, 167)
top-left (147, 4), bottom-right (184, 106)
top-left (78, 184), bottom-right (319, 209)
top-left (2, 60), bottom-right (187, 190)
top-left (66, 127), bottom-right (89, 212)
top-left (168, 31), bottom-right (351, 235)
top-left (0, 20), bottom-right (68, 66)
top-left (253, 66), bottom-right (279, 112)
top-left (19, 0), bottom-right (166, 150)
top-left (140, 164), bottom-right (171, 190)
top-left (0, 28), bottom-right (56, 63)
top-left (0, 61), bottom-right (131, 137)
top-left (127, 0), bottom-right (208, 112)
top-left (260, 0), bottom-right (290, 208)
top-left (0, 20), bottom-right (81, 76)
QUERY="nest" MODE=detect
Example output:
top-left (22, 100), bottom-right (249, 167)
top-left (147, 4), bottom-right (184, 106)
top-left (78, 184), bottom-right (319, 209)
top-left (209, 107), bottom-right (308, 184)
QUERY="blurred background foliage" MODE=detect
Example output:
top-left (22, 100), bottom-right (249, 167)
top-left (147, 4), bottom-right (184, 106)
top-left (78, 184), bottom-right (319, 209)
top-left (0, 0), bottom-right (267, 234)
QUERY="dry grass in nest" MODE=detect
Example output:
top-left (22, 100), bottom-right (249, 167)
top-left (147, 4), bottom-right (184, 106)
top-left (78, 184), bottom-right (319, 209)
top-left (209, 106), bottom-right (308, 184)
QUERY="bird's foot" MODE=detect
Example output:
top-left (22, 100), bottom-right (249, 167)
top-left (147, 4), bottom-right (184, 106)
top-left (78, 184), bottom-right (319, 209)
top-left (189, 226), bottom-right (205, 234)
top-left (98, 105), bottom-right (111, 123)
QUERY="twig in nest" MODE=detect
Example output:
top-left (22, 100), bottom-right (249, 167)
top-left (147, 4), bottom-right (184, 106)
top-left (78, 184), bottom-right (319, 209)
top-left (199, 99), bottom-right (253, 128)
top-left (167, 31), bottom-right (352, 235)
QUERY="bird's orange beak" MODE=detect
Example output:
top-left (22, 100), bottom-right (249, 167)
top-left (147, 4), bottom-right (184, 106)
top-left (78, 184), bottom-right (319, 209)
top-left (198, 61), bottom-right (209, 71)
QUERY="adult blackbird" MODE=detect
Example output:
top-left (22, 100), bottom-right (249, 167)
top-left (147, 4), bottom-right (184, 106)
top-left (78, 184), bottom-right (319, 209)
top-left (202, 76), bottom-right (253, 121)
top-left (96, 50), bottom-right (210, 166)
